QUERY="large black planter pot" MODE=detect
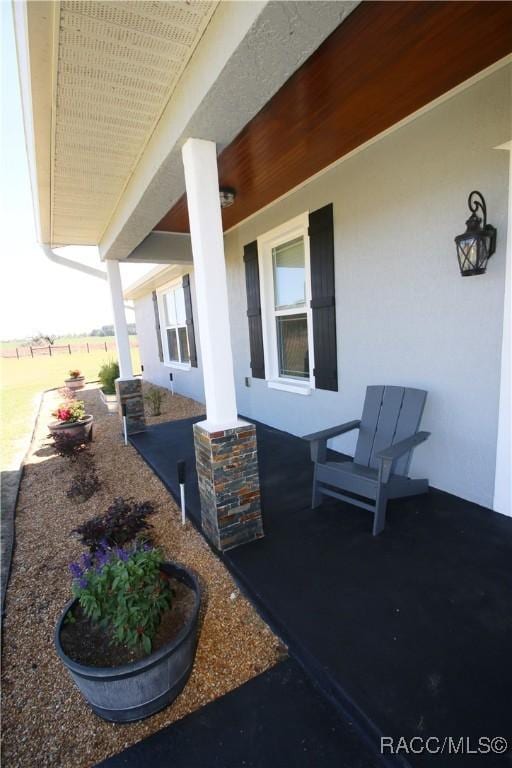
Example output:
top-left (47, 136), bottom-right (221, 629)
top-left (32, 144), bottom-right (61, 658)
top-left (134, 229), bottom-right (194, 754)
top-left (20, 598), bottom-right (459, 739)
top-left (48, 414), bottom-right (94, 442)
top-left (55, 563), bottom-right (201, 723)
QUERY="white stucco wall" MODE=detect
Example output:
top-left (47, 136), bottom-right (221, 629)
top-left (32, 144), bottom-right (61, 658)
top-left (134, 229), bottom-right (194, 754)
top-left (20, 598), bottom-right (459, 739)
top-left (134, 271), bottom-right (205, 405)
top-left (223, 65), bottom-right (510, 509)
top-left (135, 65), bottom-right (510, 510)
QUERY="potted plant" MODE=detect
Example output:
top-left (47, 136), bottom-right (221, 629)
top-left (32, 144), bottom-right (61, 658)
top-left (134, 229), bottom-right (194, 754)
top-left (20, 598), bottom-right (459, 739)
top-left (55, 542), bottom-right (201, 722)
top-left (48, 400), bottom-right (93, 442)
top-left (98, 360), bottom-right (119, 413)
top-left (65, 369), bottom-right (85, 391)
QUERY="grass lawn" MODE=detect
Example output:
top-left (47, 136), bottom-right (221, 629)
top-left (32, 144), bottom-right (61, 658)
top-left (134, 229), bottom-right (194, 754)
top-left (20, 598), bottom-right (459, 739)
top-left (0, 347), bottom-right (140, 469)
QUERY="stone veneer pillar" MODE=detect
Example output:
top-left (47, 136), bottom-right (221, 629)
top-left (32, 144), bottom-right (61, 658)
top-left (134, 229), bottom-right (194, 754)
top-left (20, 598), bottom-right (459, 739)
top-left (193, 420), bottom-right (264, 551)
top-left (115, 378), bottom-right (145, 435)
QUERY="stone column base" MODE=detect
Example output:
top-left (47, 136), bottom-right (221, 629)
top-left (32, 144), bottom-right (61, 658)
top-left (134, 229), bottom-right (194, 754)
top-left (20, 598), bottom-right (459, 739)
top-left (193, 420), bottom-right (264, 551)
top-left (115, 378), bottom-right (146, 435)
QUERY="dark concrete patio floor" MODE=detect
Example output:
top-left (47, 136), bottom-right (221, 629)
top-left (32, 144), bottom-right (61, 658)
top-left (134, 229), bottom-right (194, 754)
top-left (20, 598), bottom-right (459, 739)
top-left (129, 416), bottom-right (512, 767)
top-left (97, 658), bottom-right (379, 768)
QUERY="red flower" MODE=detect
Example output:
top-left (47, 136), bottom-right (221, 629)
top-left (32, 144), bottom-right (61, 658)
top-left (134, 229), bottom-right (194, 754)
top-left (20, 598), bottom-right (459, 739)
top-left (58, 407), bottom-right (72, 422)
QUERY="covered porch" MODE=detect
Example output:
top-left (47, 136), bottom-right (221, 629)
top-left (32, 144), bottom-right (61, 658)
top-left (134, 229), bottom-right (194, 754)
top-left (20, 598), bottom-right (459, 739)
top-left (130, 413), bottom-right (512, 755)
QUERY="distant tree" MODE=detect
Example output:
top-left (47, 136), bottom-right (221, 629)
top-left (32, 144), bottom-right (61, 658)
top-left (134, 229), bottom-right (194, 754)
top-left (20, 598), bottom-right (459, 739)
top-left (32, 332), bottom-right (56, 346)
top-left (89, 323), bottom-right (136, 336)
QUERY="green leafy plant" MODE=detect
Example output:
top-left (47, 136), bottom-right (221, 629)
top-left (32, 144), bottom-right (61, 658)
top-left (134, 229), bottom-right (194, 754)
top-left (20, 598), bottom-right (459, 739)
top-left (52, 400), bottom-right (86, 423)
top-left (72, 497), bottom-right (155, 551)
top-left (70, 544), bottom-right (172, 653)
top-left (144, 386), bottom-right (164, 416)
top-left (98, 360), bottom-right (120, 395)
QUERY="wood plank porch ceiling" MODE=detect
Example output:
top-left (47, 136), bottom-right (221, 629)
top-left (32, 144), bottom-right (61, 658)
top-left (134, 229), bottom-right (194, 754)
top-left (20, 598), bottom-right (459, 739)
top-left (155, 1), bottom-right (512, 235)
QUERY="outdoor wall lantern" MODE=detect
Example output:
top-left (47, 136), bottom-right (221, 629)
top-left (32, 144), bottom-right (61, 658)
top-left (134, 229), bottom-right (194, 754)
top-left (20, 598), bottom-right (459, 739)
top-left (454, 190), bottom-right (496, 276)
top-left (219, 186), bottom-right (236, 208)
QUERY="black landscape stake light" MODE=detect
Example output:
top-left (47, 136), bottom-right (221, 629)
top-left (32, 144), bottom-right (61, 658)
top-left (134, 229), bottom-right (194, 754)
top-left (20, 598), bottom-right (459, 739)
top-left (169, 372), bottom-right (174, 396)
top-left (177, 460), bottom-right (186, 525)
top-left (455, 190), bottom-right (497, 276)
top-left (121, 402), bottom-right (128, 446)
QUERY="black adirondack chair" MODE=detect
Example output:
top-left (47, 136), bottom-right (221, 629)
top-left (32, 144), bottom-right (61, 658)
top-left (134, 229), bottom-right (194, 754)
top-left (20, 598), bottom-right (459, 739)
top-left (304, 386), bottom-right (430, 535)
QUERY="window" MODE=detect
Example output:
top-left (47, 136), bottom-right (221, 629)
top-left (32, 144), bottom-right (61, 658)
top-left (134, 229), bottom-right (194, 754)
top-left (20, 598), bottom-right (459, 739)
top-left (159, 284), bottom-right (190, 366)
top-left (258, 214), bottom-right (314, 393)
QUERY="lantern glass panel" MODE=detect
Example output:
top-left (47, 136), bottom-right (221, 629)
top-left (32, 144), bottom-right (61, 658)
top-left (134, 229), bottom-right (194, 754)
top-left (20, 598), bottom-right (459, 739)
top-left (456, 234), bottom-right (489, 275)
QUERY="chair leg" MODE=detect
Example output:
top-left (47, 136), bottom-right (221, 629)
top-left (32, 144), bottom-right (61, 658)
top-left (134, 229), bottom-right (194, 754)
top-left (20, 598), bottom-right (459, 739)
top-left (312, 466), bottom-right (323, 509)
top-left (373, 486), bottom-right (388, 536)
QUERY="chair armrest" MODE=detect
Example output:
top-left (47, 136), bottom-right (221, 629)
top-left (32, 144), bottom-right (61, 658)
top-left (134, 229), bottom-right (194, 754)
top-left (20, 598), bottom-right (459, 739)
top-left (377, 431), bottom-right (430, 483)
top-left (303, 420), bottom-right (360, 463)
top-left (376, 431), bottom-right (430, 461)
top-left (303, 420), bottom-right (361, 443)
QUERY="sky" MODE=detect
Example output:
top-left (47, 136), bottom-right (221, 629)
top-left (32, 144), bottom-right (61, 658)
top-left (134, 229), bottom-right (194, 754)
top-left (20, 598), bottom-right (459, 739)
top-left (0, 3), bottom-right (153, 340)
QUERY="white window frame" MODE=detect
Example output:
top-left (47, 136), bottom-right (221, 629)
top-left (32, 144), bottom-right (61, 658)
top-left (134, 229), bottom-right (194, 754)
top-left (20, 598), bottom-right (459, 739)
top-left (257, 212), bottom-right (314, 396)
top-left (157, 278), bottom-right (191, 371)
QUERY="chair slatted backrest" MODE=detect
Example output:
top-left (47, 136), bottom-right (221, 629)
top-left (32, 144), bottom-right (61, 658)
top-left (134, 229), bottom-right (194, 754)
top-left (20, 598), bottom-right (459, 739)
top-left (354, 386), bottom-right (427, 475)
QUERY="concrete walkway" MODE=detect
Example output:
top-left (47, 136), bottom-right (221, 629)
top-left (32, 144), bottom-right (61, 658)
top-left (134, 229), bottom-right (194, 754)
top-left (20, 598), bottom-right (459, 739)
top-left (97, 659), bottom-right (379, 768)
top-left (127, 416), bottom-right (512, 767)
top-left (1, 469), bottom-right (22, 619)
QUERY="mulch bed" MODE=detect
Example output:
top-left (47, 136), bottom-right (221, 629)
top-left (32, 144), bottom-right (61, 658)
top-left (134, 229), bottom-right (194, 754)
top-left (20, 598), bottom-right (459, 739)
top-left (1, 384), bottom-right (285, 767)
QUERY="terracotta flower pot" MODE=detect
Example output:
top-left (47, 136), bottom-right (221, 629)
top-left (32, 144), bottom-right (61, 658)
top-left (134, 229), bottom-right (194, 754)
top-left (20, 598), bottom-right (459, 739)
top-left (48, 414), bottom-right (94, 442)
top-left (65, 376), bottom-right (85, 391)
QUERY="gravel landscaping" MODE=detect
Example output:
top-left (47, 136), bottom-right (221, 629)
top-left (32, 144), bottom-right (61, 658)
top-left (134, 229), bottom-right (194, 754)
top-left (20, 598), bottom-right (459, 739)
top-left (1, 384), bottom-right (285, 767)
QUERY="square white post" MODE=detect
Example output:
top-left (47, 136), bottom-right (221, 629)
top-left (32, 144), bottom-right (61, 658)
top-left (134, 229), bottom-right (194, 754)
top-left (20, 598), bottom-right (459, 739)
top-left (105, 259), bottom-right (133, 380)
top-left (182, 138), bottom-right (238, 429)
top-left (106, 259), bottom-right (144, 434)
top-left (494, 143), bottom-right (512, 516)
top-left (182, 138), bottom-right (263, 550)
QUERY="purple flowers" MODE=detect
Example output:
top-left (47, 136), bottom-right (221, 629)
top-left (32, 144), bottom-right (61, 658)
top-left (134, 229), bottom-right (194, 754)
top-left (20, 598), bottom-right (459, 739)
top-left (69, 562), bottom-right (83, 579)
top-left (70, 541), bottom-right (153, 589)
top-left (95, 545), bottom-right (111, 569)
top-left (68, 561), bottom-right (88, 590)
top-left (114, 546), bottom-right (130, 562)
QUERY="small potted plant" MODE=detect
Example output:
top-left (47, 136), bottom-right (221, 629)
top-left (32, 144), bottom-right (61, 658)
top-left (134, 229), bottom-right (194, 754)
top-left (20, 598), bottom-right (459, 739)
top-left (54, 542), bottom-right (201, 722)
top-left (65, 369), bottom-right (85, 391)
top-left (98, 360), bottom-right (119, 413)
top-left (48, 399), bottom-right (93, 441)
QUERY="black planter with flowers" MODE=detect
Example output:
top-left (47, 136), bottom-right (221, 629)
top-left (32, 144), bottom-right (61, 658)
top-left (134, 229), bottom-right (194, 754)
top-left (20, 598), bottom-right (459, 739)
top-left (55, 544), bottom-right (201, 723)
top-left (65, 369), bottom-right (85, 391)
top-left (48, 400), bottom-right (93, 442)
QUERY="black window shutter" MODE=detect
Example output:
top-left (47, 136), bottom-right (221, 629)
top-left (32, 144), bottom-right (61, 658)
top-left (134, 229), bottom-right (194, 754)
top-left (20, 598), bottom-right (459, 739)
top-left (309, 204), bottom-right (338, 391)
top-left (182, 274), bottom-right (198, 367)
top-left (152, 290), bottom-right (164, 363)
top-left (243, 241), bottom-right (265, 379)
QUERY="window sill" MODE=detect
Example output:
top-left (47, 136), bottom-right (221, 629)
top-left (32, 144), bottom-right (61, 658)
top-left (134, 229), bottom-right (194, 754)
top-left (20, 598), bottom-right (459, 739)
top-left (267, 379), bottom-right (312, 396)
top-left (163, 361), bottom-right (191, 371)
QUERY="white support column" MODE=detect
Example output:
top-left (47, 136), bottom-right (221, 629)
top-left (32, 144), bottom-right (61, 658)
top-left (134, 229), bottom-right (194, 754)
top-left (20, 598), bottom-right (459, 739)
top-left (106, 259), bottom-right (133, 380)
top-left (182, 138), bottom-right (238, 428)
top-left (494, 142), bottom-right (512, 516)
